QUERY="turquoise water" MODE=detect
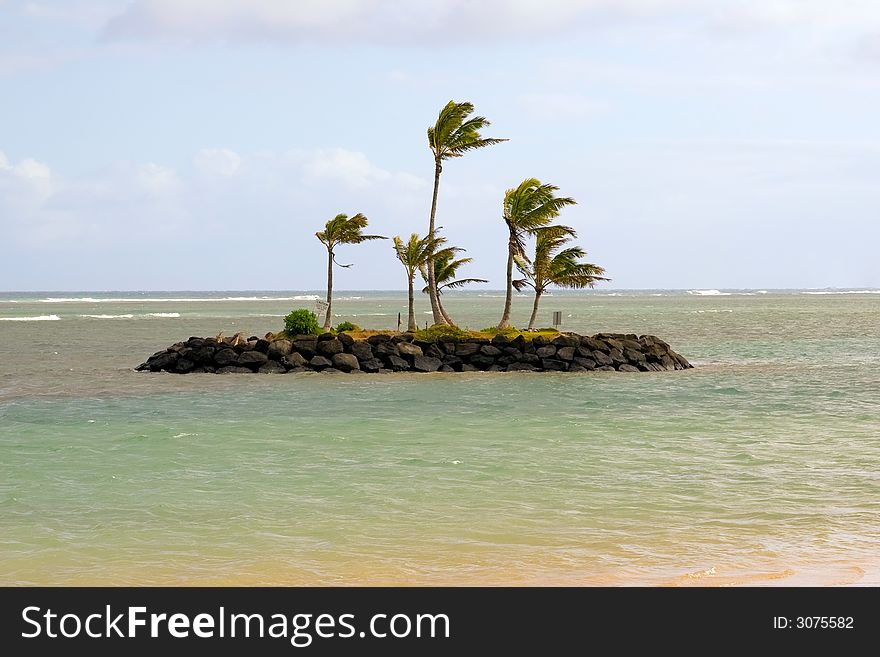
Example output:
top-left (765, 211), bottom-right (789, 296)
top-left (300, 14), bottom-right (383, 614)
top-left (1, 290), bottom-right (879, 585)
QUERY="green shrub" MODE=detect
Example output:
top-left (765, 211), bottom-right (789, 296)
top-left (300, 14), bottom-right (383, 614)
top-left (413, 324), bottom-right (469, 341)
top-left (481, 326), bottom-right (519, 337)
top-left (284, 309), bottom-right (320, 336)
top-left (335, 321), bottom-right (360, 332)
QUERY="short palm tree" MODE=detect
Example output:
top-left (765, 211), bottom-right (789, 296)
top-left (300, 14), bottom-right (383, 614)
top-left (426, 100), bottom-right (506, 325)
top-left (514, 226), bottom-right (609, 330)
top-left (497, 178), bottom-right (576, 329)
top-left (316, 213), bottom-right (385, 330)
top-left (420, 246), bottom-right (488, 326)
top-left (393, 233), bottom-right (444, 332)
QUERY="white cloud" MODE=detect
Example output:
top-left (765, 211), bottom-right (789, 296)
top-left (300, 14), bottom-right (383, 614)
top-left (298, 148), bottom-right (426, 192)
top-left (99, 0), bottom-right (880, 46)
top-left (193, 148), bottom-right (242, 177)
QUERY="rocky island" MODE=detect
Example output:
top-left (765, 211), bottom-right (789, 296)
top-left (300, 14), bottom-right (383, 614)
top-left (136, 331), bottom-right (692, 375)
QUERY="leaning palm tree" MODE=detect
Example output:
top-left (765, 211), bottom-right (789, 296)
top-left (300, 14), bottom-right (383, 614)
top-left (393, 233), bottom-right (444, 332)
top-left (497, 178), bottom-right (576, 329)
top-left (420, 247), bottom-right (487, 326)
top-left (426, 100), bottom-right (506, 325)
top-left (514, 226), bottom-right (609, 330)
top-left (316, 213), bottom-right (385, 330)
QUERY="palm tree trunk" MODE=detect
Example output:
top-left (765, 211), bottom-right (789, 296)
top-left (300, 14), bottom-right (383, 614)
top-left (497, 231), bottom-right (516, 329)
top-left (323, 249), bottom-right (333, 330)
top-left (437, 296), bottom-right (454, 326)
top-left (407, 275), bottom-right (417, 332)
top-left (527, 289), bottom-right (543, 331)
top-left (426, 160), bottom-right (448, 325)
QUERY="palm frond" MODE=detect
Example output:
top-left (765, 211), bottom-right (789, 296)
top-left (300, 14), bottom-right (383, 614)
top-left (439, 277), bottom-right (488, 291)
top-left (428, 100), bottom-right (506, 160)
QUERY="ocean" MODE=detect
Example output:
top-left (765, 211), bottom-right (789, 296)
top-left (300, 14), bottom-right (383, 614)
top-left (1, 289), bottom-right (878, 586)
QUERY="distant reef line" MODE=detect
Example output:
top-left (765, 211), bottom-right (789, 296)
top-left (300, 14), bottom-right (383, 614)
top-left (136, 331), bottom-right (693, 375)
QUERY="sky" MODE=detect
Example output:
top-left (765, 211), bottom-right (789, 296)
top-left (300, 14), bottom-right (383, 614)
top-left (1, 0), bottom-right (879, 291)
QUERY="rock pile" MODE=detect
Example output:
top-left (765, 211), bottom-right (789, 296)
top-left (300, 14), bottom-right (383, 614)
top-left (136, 332), bottom-right (692, 374)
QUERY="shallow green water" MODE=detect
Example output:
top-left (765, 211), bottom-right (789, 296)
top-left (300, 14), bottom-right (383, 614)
top-left (1, 290), bottom-right (878, 585)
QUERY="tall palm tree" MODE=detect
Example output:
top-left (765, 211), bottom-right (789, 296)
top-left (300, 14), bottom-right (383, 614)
top-left (420, 246), bottom-right (488, 326)
top-left (393, 233), bottom-right (443, 332)
top-left (426, 100), bottom-right (506, 325)
top-left (316, 213), bottom-right (385, 330)
top-left (514, 226), bottom-right (609, 330)
top-left (497, 178), bottom-right (576, 329)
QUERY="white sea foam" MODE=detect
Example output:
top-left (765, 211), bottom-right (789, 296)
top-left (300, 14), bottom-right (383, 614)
top-left (0, 314), bottom-right (60, 321)
top-left (37, 295), bottom-right (320, 303)
top-left (173, 432), bottom-right (198, 438)
top-left (802, 290), bottom-right (880, 295)
top-left (147, 313), bottom-right (180, 318)
top-left (688, 289), bottom-right (731, 296)
top-left (80, 314), bottom-right (135, 319)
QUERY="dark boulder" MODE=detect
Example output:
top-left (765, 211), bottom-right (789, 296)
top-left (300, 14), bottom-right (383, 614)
top-left (470, 355), bottom-right (496, 369)
top-left (624, 348), bottom-right (646, 365)
top-left (267, 339), bottom-right (292, 360)
top-left (349, 341), bottom-right (373, 361)
top-left (480, 344), bottom-right (503, 357)
top-left (541, 358), bottom-right (568, 371)
top-left (510, 335), bottom-right (526, 351)
top-left (536, 345), bottom-right (557, 358)
top-left (552, 335), bottom-right (579, 348)
top-left (386, 355), bottom-right (410, 371)
top-left (258, 361), bottom-right (286, 374)
top-left (292, 338), bottom-right (318, 358)
top-left (254, 338), bottom-right (270, 354)
top-left (360, 358), bottom-right (383, 373)
top-left (367, 334), bottom-right (392, 345)
top-left (556, 346), bottom-right (576, 361)
top-left (592, 351), bottom-right (613, 366)
top-left (579, 336), bottom-right (608, 353)
top-left (413, 355), bottom-right (442, 372)
top-left (309, 355), bottom-right (333, 370)
top-left (148, 351), bottom-right (178, 372)
top-left (491, 333), bottom-right (510, 345)
top-left (317, 332), bottom-right (335, 342)
top-left (174, 358), bottom-right (195, 374)
top-left (455, 343), bottom-right (480, 357)
top-left (331, 353), bottom-right (360, 372)
top-left (213, 349), bottom-right (237, 367)
top-left (282, 352), bottom-right (307, 369)
top-left (618, 364), bottom-right (640, 373)
top-left (573, 357), bottom-right (597, 370)
top-left (190, 346), bottom-right (216, 364)
top-left (317, 338), bottom-right (344, 356)
top-left (441, 355), bottom-right (463, 371)
top-left (237, 351), bottom-right (268, 370)
top-left (460, 364), bottom-right (477, 372)
top-left (375, 341), bottom-right (399, 358)
top-left (397, 342), bottom-right (423, 358)
top-left (520, 353), bottom-right (541, 366)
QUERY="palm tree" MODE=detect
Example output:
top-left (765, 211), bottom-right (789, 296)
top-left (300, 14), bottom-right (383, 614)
top-left (514, 226), bottom-right (609, 330)
top-left (497, 178), bottom-right (576, 329)
top-left (393, 233), bottom-right (443, 332)
top-left (420, 246), bottom-right (488, 326)
top-left (426, 100), bottom-right (506, 325)
top-left (316, 213), bottom-right (385, 330)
